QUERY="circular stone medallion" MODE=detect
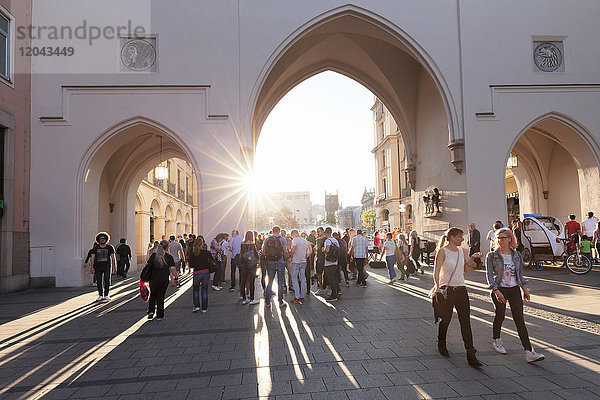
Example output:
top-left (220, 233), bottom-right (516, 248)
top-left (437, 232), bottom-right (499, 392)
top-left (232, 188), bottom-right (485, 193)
top-left (121, 39), bottom-right (156, 71)
top-left (534, 42), bottom-right (562, 72)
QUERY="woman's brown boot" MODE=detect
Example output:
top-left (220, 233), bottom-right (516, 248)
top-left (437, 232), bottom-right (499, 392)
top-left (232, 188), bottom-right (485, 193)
top-left (467, 348), bottom-right (483, 367)
top-left (438, 340), bottom-right (449, 356)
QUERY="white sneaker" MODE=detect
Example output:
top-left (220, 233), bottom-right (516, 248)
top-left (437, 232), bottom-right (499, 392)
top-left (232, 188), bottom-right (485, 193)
top-left (212, 285), bottom-right (222, 291)
top-left (525, 348), bottom-right (545, 363)
top-left (492, 338), bottom-right (507, 354)
top-left (193, 307), bottom-right (200, 312)
top-left (202, 309), bottom-right (207, 313)
top-left (242, 299), bottom-right (250, 305)
top-left (249, 299), bottom-right (260, 305)
top-left (239, 296), bottom-right (243, 300)
top-left (95, 296), bottom-right (104, 302)
top-left (104, 296), bottom-right (111, 302)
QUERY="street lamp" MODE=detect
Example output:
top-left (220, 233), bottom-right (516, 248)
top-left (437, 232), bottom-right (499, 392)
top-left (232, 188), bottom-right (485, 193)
top-left (154, 137), bottom-right (168, 180)
top-left (399, 203), bottom-right (406, 229)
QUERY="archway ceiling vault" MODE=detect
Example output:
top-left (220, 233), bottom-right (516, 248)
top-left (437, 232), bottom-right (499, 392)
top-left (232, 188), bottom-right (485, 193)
top-left (253, 28), bottom-right (429, 162)
top-left (103, 132), bottom-right (188, 201)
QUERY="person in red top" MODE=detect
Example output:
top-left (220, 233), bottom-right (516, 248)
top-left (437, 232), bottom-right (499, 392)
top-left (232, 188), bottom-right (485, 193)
top-left (565, 214), bottom-right (581, 242)
top-left (373, 231), bottom-right (381, 251)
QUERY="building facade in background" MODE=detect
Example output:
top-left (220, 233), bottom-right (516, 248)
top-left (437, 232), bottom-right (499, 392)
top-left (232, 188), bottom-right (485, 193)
top-left (371, 98), bottom-right (412, 231)
top-left (256, 191), bottom-right (312, 228)
top-left (0, 0), bottom-right (31, 293)
top-left (18, 1), bottom-right (600, 289)
top-left (134, 157), bottom-right (197, 264)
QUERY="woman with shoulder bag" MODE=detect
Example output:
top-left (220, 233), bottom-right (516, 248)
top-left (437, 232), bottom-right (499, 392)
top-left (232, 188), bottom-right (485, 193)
top-left (188, 235), bottom-right (215, 313)
top-left (240, 230), bottom-right (260, 305)
top-left (485, 228), bottom-right (545, 363)
top-left (147, 240), bottom-right (178, 320)
top-left (433, 227), bottom-right (483, 366)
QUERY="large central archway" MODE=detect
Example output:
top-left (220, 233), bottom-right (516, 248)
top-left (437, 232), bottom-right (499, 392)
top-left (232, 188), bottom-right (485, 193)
top-left (249, 7), bottom-right (461, 171)
top-left (246, 6), bottom-right (467, 235)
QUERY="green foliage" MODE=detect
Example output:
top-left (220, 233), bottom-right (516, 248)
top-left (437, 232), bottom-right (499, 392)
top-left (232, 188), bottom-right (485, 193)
top-left (361, 208), bottom-right (376, 232)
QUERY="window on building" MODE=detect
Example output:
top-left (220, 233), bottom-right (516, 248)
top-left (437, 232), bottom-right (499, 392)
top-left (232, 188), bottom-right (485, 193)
top-left (177, 169), bottom-right (181, 190)
top-left (382, 178), bottom-right (387, 196)
top-left (381, 150), bottom-right (386, 168)
top-left (167, 162), bottom-right (172, 181)
top-left (377, 122), bottom-right (383, 142)
top-left (186, 176), bottom-right (189, 194)
top-left (0, 11), bottom-right (9, 80)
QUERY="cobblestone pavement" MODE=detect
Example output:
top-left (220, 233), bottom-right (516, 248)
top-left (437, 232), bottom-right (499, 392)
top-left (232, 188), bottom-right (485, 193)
top-left (0, 263), bottom-right (599, 400)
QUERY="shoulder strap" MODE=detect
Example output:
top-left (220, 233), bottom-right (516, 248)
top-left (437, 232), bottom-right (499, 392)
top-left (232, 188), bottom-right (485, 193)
top-left (446, 248), bottom-right (462, 284)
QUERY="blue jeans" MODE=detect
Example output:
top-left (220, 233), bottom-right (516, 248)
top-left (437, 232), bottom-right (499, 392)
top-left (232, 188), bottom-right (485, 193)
top-left (291, 261), bottom-right (307, 299)
top-left (265, 261), bottom-right (285, 304)
top-left (386, 255), bottom-right (397, 280)
top-left (193, 270), bottom-right (210, 310)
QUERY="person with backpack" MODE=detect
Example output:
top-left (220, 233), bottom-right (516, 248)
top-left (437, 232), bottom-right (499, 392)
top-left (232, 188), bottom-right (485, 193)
top-left (433, 227), bottom-right (483, 366)
top-left (379, 232), bottom-right (398, 284)
top-left (116, 238), bottom-right (132, 278)
top-left (262, 225), bottom-right (288, 307)
top-left (188, 235), bottom-right (215, 313)
top-left (210, 233), bottom-right (224, 291)
top-left (146, 240), bottom-right (178, 320)
top-left (333, 232), bottom-right (349, 287)
top-left (323, 227), bottom-right (341, 302)
top-left (240, 230), bottom-right (260, 305)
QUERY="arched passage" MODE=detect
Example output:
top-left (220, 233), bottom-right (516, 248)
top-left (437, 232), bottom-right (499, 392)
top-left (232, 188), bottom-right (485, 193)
top-left (250, 7), bottom-right (462, 174)
top-left (78, 117), bottom-right (201, 277)
top-left (505, 114), bottom-right (600, 223)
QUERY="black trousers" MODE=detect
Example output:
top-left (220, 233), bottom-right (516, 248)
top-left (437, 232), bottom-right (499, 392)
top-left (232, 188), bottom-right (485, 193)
top-left (231, 255), bottom-right (240, 289)
top-left (148, 278), bottom-right (169, 318)
top-left (437, 286), bottom-right (474, 350)
top-left (323, 265), bottom-right (340, 296)
top-left (492, 286), bottom-right (532, 351)
top-left (212, 258), bottom-right (223, 286)
top-left (117, 259), bottom-right (130, 276)
top-left (239, 263), bottom-right (257, 300)
top-left (354, 258), bottom-right (366, 285)
top-left (94, 265), bottom-right (111, 297)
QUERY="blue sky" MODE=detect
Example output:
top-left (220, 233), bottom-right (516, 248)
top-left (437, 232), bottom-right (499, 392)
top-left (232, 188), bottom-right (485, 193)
top-left (254, 71), bottom-right (376, 206)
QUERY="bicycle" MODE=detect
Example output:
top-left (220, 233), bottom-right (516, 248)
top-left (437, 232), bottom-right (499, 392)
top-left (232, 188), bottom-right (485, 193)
top-left (558, 234), bottom-right (592, 274)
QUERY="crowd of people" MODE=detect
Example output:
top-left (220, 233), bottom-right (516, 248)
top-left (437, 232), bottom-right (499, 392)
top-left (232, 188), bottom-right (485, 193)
top-left (85, 213), bottom-right (587, 365)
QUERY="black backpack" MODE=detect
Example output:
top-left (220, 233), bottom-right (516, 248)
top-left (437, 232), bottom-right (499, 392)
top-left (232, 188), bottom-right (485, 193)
top-left (325, 239), bottom-right (340, 262)
top-left (264, 236), bottom-right (284, 261)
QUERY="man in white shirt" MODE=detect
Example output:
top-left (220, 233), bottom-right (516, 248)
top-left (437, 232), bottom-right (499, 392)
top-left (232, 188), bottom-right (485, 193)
top-left (349, 229), bottom-right (368, 287)
top-left (323, 227), bottom-right (340, 301)
top-left (581, 212), bottom-right (599, 260)
top-left (228, 230), bottom-right (243, 292)
top-left (290, 229), bottom-right (310, 303)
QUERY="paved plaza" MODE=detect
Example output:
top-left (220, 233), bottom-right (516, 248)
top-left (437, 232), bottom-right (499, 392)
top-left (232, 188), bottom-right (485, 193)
top-left (0, 264), bottom-right (599, 400)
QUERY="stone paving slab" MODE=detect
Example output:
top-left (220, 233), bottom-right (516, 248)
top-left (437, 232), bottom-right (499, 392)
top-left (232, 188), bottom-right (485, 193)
top-left (0, 265), bottom-right (598, 399)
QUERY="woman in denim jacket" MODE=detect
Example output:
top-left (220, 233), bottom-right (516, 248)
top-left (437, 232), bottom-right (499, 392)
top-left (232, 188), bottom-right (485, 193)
top-left (485, 228), bottom-right (545, 363)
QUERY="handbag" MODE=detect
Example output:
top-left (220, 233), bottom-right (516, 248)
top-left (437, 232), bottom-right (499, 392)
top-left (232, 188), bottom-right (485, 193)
top-left (140, 256), bottom-right (154, 282)
top-left (431, 248), bottom-right (462, 322)
top-left (242, 245), bottom-right (258, 268)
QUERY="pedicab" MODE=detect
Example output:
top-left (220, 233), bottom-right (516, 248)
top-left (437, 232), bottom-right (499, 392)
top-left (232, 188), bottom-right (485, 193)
top-left (520, 215), bottom-right (592, 274)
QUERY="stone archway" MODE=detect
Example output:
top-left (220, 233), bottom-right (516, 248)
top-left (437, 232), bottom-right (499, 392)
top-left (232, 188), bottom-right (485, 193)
top-left (78, 117), bottom-right (201, 281)
top-left (505, 113), bottom-right (600, 223)
top-left (249, 6), bottom-right (462, 174)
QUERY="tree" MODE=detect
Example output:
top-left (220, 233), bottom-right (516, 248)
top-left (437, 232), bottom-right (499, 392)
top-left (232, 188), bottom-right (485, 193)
top-left (361, 208), bottom-right (376, 233)
top-left (274, 206), bottom-right (298, 228)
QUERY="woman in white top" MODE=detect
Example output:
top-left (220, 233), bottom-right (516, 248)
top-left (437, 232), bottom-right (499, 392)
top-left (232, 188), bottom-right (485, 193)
top-left (379, 233), bottom-right (398, 284)
top-left (433, 227), bottom-right (483, 366)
